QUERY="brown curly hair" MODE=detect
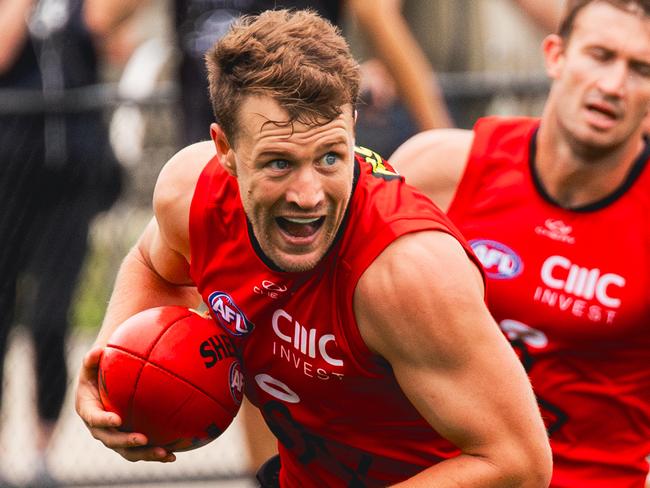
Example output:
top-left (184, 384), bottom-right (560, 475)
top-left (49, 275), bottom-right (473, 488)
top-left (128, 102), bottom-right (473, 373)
top-left (205, 9), bottom-right (361, 145)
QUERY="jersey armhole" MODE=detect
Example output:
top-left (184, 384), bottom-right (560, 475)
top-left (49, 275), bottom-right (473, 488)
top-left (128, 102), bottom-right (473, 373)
top-left (446, 118), bottom-right (494, 218)
top-left (341, 219), bottom-right (462, 375)
top-left (188, 157), bottom-right (219, 284)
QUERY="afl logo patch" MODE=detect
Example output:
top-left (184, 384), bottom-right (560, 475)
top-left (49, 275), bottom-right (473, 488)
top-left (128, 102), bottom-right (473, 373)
top-left (229, 361), bottom-right (244, 406)
top-left (208, 291), bottom-right (255, 336)
top-left (470, 239), bottom-right (523, 280)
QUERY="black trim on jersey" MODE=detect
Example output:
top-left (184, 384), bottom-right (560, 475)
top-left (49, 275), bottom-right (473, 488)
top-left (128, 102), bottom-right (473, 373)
top-left (248, 218), bottom-right (279, 271)
top-left (529, 128), bottom-right (650, 212)
top-left (247, 159), bottom-right (361, 272)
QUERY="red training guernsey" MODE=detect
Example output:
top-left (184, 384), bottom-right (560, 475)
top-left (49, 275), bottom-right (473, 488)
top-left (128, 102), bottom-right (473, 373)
top-left (189, 146), bottom-right (480, 487)
top-left (448, 116), bottom-right (650, 488)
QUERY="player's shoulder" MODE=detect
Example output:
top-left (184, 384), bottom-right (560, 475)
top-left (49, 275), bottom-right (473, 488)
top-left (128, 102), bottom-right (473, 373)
top-left (158, 141), bottom-right (216, 185)
top-left (390, 129), bottom-right (474, 169)
top-left (154, 141), bottom-right (216, 212)
top-left (355, 230), bottom-right (484, 353)
top-left (362, 230), bottom-right (482, 302)
top-left (389, 129), bottom-right (474, 211)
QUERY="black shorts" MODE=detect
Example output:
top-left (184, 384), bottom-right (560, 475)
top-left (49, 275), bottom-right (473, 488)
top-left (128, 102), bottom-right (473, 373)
top-left (256, 455), bottom-right (281, 488)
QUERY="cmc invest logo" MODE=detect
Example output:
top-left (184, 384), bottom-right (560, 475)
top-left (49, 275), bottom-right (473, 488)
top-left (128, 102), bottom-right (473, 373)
top-left (208, 291), bottom-right (255, 336)
top-left (470, 239), bottom-right (523, 280)
top-left (540, 255), bottom-right (625, 308)
top-left (272, 308), bottom-right (343, 367)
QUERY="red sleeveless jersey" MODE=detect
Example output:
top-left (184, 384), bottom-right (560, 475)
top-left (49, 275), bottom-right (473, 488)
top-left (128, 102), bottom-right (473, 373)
top-left (189, 147), bottom-right (480, 487)
top-left (448, 117), bottom-right (650, 488)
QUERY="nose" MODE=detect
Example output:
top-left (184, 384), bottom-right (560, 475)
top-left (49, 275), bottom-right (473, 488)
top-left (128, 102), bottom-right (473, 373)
top-left (596, 60), bottom-right (628, 98)
top-left (286, 166), bottom-right (324, 209)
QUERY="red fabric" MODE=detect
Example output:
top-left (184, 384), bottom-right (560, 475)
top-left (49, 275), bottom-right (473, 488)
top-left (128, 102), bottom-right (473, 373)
top-left (449, 116), bottom-right (650, 488)
top-left (189, 148), bottom-right (479, 486)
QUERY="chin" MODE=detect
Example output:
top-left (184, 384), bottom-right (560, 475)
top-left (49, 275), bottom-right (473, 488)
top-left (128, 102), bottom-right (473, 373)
top-left (568, 126), bottom-right (621, 153)
top-left (270, 250), bottom-right (325, 273)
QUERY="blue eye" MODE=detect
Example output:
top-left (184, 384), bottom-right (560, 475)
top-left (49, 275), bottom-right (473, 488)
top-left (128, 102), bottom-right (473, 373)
top-left (269, 159), bottom-right (290, 170)
top-left (322, 152), bottom-right (338, 166)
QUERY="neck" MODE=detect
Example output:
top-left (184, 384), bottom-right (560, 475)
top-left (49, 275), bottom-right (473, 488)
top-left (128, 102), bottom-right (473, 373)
top-left (535, 117), bottom-right (646, 209)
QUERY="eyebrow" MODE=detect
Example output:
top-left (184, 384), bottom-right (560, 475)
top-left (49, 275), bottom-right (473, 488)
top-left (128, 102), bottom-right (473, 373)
top-left (630, 58), bottom-right (650, 70)
top-left (256, 137), bottom-right (349, 159)
top-left (256, 150), bottom-right (291, 160)
top-left (314, 136), bottom-right (349, 150)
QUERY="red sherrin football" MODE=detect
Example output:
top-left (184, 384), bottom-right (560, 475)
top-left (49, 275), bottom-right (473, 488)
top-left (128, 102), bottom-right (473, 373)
top-left (98, 306), bottom-right (244, 452)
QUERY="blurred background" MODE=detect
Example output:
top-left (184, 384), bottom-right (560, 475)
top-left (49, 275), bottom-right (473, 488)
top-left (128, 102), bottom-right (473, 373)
top-left (0, 0), bottom-right (559, 486)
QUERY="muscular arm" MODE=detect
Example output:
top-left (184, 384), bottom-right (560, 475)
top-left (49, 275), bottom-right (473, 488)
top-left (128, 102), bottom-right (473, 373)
top-left (510, 0), bottom-right (563, 33)
top-left (75, 142), bottom-right (216, 462)
top-left (355, 231), bottom-right (552, 487)
top-left (92, 219), bottom-right (200, 349)
top-left (94, 141), bottom-right (212, 347)
top-left (389, 129), bottom-right (473, 212)
top-left (0, 0), bottom-right (34, 73)
top-left (348, 0), bottom-right (453, 130)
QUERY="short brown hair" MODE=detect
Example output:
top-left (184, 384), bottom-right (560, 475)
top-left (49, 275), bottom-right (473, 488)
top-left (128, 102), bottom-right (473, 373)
top-left (558, 0), bottom-right (650, 39)
top-left (205, 9), bottom-right (360, 144)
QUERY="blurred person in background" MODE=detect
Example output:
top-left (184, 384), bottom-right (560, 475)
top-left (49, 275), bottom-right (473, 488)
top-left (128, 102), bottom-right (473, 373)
top-left (0, 0), bottom-right (128, 485)
top-left (173, 0), bottom-right (452, 151)
top-left (391, 0), bottom-right (650, 486)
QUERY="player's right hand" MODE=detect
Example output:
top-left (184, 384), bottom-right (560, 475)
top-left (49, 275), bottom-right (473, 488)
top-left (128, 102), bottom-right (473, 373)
top-left (74, 345), bottom-right (176, 463)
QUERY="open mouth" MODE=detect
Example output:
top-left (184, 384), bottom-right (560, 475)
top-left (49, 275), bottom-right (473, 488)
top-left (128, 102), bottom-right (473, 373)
top-left (586, 102), bottom-right (618, 121)
top-left (276, 216), bottom-right (325, 238)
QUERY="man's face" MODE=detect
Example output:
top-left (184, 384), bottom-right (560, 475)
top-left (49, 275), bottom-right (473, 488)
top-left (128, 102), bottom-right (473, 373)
top-left (545, 2), bottom-right (650, 151)
top-left (214, 95), bottom-right (356, 273)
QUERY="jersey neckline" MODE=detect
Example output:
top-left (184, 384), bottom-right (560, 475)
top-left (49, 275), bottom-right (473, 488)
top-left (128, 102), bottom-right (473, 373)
top-left (528, 127), bottom-right (650, 213)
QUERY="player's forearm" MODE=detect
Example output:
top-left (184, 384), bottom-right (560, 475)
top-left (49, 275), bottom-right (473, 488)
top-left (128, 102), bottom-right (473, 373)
top-left (373, 27), bottom-right (452, 130)
top-left (0, 0), bottom-right (35, 73)
top-left (510, 0), bottom-right (562, 33)
top-left (93, 246), bottom-right (201, 348)
top-left (351, 0), bottom-right (453, 130)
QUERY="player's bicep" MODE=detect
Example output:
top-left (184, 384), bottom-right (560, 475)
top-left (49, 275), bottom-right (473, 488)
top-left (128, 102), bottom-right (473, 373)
top-left (355, 231), bottom-right (540, 457)
top-left (141, 141), bottom-right (213, 285)
top-left (135, 218), bottom-right (192, 286)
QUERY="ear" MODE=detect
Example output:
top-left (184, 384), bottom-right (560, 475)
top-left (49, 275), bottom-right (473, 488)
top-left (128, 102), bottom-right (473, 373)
top-left (210, 123), bottom-right (237, 176)
top-left (542, 34), bottom-right (565, 80)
